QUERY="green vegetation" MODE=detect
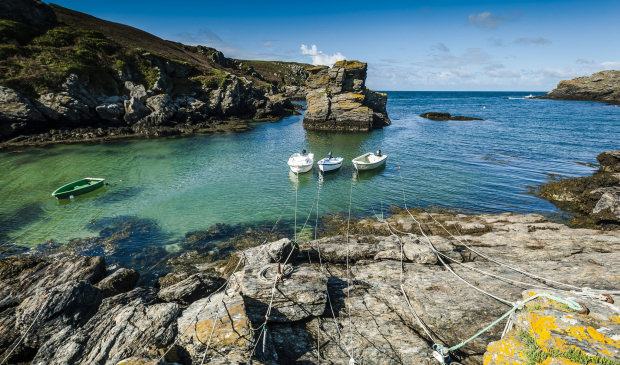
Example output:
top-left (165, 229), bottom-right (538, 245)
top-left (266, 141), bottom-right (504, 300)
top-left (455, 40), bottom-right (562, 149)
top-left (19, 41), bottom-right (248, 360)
top-left (518, 330), bottom-right (620, 365)
top-left (191, 68), bottom-right (229, 90)
top-left (0, 3), bottom-right (311, 99)
top-left (334, 60), bottom-right (366, 69)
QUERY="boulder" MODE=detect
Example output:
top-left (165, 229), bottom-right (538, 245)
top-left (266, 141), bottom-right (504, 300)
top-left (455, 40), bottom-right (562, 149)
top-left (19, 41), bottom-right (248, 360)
top-left (95, 102), bottom-right (124, 122)
top-left (176, 291), bottom-right (254, 364)
top-left (0, 86), bottom-right (45, 138)
top-left (123, 97), bottom-right (150, 124)
top-left (157, 272), bottom-right (223, 305)
top-left (124, 81), bottom-right (148, 102)
top-left (591, 186), bottom-right (620, 222)
top-left (95, 268), bottom-right (139, 297)
top-left (238, 238), bottom-right (299, 267)
top-left (303, 60), bottom-right (390, 131)
top-left (240, 264), bottom-right (327, 323)
top-left (539, 70), bottom-right (620, 104)
top-left (597, 150), bottom-right (620, 172)
top-left (37, 92), bottom-right (92, 123)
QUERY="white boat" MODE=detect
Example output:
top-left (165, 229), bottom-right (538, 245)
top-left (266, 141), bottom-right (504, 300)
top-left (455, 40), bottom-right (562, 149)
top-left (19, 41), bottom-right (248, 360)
top-left (287, 152), bottom-right (314, 173)
top-left (317, 156), bottom-right (344, 172)
top-left (524, 94), bottom-right (535, 99)
top-left (352, 152), bottom-right (387, 171)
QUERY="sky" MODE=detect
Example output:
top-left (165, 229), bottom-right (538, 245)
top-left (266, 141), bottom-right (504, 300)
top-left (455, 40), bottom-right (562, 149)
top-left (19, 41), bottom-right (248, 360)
top-left (48, 0), bottom-right (620, 91)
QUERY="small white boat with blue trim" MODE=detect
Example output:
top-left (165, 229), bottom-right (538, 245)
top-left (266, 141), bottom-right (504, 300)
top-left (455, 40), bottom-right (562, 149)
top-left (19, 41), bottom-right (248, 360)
top-left (287, 150), bottom-right (314, 173)
top-left (352, 150), bottom-right (387, 171)
top-left (317, 152), bottom-right (344, 173)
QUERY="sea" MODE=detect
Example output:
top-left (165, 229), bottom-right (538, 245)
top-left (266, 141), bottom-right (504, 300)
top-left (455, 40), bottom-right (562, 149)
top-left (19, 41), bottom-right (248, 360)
top-left (1, 91), bottom-right (619, 256)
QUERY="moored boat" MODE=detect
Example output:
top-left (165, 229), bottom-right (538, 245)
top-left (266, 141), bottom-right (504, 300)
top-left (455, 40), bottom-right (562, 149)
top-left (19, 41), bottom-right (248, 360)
top-left (51, 177), bottom-right (105, 199)
top-left (287, 150), bottom-right (314, 173)
top-left (352, 150), bottom-right (387, 171)
top-left (317, 152), bottom-right (344, 173)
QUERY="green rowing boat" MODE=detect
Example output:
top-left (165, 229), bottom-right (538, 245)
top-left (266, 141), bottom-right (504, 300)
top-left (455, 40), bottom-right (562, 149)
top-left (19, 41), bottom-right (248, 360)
top-left (51, 177), bottom-right (105, 199)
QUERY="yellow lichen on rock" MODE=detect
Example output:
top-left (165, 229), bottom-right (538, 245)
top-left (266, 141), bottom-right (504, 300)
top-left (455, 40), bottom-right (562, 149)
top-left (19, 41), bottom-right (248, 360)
top-left (483, 290), bottom-right (620, 365)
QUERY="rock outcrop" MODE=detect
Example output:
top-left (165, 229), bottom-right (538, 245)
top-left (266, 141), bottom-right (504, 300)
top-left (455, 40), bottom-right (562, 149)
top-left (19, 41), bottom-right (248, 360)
top-left (540, 150), bottom-right (620, 228)
top-left (303, 60), bottom-right (390, 131)
top-left (538, 70), bottom-right (620, 104)
top-left (1, 210), bottom-right (619, 364)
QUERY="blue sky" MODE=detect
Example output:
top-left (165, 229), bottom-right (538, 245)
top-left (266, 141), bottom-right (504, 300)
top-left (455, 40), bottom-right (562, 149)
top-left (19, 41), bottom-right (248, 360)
top-left (49, 0), bottom-right (620, 91)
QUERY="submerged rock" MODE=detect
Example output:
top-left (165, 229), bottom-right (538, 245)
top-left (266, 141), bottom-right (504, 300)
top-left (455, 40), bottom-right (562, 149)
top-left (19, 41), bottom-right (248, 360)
top-left (303, 60), bottom-right (390, 131)
top-left (420, 112), bottom-right (483, 121)
top-left (538, 70), bottom-right (620, 104)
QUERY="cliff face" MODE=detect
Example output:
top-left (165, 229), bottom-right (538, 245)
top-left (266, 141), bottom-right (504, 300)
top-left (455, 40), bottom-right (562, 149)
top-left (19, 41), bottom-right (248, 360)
top-left (303, 60), bottom-right (390, 132)
top-left (539, 70), bottom-right (620, 104)
top-left (0, 1), bottom-right (311, 146)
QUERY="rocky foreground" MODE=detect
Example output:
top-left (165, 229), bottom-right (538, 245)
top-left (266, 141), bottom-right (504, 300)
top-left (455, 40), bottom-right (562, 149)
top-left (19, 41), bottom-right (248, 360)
top-left (538, 70), bottom-right (620, 104)
top-left (540, 150), bottom-right (620, 229)
top-left (1, 210), bottom-right (618, 364)
top-left (303, 60), bottom-right (390, 132)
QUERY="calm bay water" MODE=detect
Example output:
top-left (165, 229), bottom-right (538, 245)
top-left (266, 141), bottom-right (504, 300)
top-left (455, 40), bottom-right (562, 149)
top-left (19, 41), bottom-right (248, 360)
top-left (1, 92), bottom-right (619, 248)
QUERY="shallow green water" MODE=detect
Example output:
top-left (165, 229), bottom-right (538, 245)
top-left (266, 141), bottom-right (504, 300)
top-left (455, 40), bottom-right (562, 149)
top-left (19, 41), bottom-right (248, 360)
top-left (1, 92), bottom-right (619, 249)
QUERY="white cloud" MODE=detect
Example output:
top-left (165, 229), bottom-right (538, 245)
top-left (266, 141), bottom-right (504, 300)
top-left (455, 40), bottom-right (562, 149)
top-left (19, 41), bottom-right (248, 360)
top-left (514, 37), bottom-right (551, 45)
top-left (468, 12), bottom-right (504, 29)
top-left (601, 61), bottom-right (620, 69)
top-left (300, 44), bottom-right (346, 66)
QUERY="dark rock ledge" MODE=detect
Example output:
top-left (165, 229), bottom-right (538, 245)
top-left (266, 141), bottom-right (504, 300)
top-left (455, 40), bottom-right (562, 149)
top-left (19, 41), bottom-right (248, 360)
top-left (0, 210), bottom-right (618, 364)
top-left (540, 150), bottom-right (620, 229)
top-left (420, 112), bottom-right (483, 121)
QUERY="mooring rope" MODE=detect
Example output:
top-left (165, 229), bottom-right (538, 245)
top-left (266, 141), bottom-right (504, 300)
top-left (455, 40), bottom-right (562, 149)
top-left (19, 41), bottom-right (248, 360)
top-left (345, 178), bottom-right (355, 364)
top-left (1, 290), bottom-right (50, 365)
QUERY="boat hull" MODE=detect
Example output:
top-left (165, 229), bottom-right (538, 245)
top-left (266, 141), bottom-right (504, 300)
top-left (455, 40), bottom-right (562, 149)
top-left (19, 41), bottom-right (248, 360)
top-left (52, 178), bottom-right (105, 199)
top-left (353, 153), bottom-right (388, 171)
top-left (318, 157), bottom-right (343, 172)
top-left (289, 164), bottom-right (313, 173)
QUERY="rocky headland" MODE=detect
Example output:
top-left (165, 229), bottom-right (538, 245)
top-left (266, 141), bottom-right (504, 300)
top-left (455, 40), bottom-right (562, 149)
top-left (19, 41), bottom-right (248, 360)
top-left (538, 70), bottom-right (620, 104)
top-left (420, 112), bottom-right (483, 121)
top-left (540, 150), bottom-right (620, 229)
top-left (0, 0), bottom-right (311, 148)
top-left (1, 209), bottom-right (618, 364)
top-left (303, 60), bottom-right (391, 131)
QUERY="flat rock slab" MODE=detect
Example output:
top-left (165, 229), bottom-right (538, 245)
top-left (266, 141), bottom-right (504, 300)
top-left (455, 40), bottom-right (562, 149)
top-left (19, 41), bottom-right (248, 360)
top-left (176, 291), bottom-right (253, 364)
top-left (241, 264), bottom-right (328, 323)
top-left (31, 287), bottom-right (179, 365)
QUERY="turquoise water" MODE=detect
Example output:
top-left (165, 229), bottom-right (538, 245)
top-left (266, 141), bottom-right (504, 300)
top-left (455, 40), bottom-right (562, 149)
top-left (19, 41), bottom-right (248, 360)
top-left (1, 92), bottom-right (619, 249)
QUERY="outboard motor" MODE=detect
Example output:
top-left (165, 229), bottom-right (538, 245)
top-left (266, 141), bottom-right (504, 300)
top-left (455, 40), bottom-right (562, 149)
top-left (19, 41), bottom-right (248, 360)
top-left (376, 149), bottom-right (382, 156)
top-left (328, 151), bottom-right (333, 159)
top-left (302, 149), bottom-right (307, 155)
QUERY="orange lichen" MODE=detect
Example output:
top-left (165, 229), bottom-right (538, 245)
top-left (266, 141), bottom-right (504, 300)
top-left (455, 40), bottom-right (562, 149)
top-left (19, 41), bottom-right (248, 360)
top-left (528, 312), bottom-right (559, 347)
